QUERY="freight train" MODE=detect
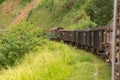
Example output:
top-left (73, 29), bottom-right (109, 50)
top-left (46, 26), bottom-right (112, 61)
top-left (46, 23), bottom-right (118, 79)
top-left (46, 0), bottom-right (120, 80)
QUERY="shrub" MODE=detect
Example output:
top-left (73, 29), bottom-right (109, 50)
top-left (68, 17), bottom-right (97, 29)
top-left (20, 0), bottom-right (33, 6)
top-left (85, 0), bottom-right (113, 26)
top-left (40, 0), bottom-right (53, 7)
top-left (0, 21), bottom-right (42, 67)
top-left (0, 0), bottom-right (5, 4)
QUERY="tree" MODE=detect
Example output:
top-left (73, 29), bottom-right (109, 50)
top-left (86, 0), bottom-right (113, 26)
top-left (0, 0), bottom-right (5, 4)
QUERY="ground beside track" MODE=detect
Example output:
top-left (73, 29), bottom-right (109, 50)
top-left (0, 40), bottom-right (111, 80)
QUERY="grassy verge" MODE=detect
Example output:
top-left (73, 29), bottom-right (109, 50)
top-left (0, 40), bottom-right (111, 80)
top-left (96, 58), bottom-right (111, 80)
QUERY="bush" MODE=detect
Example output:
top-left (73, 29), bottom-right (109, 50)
top-left (20, 0), bottom-right (33, 6)
top-left (68, 17), bottom-right (97, 29)
top-left (40, 0), bottom-right (54, 11)
top-left (0, 21), bottom-right (42, 67)
top-left (0, 0), bottom-right (5, 4)
top-left (85, 0), bottom-right (113, 26)
top-left (78, 17), bottom-right (97, 29)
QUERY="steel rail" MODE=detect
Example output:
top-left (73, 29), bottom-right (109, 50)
top-left (112, 0), bottom-right (118, 80)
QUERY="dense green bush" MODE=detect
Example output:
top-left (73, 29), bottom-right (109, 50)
top-left (68, 17), bottom-right (97, 29)
top-left (20, 0), bottom-right (33, 6)
top-left (77, 17), bottom-right (97, 29)
top-left (40, 0), bottom-right (54, 9)
top-left (0, 21), bottom-right (42, 67)
top-left (0, 0), bottom-right (5, 4)
top-left (85, 0), bottom-right (113, 26)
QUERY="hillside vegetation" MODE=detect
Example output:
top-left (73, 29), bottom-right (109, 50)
top-left (0, 21), bottom-right (111, 80)
top-left (0, 0), bottom-right (33, 29)
top-left (27, 0), bottom-right (113, 30)
top-left (0, 39), bottom-right (111, 80)
top-left (0, 0), bottom-right (112, 80)
top-left (0, 22), bottom-right (42, 67)
top-left (0, 0), bottom-right (113, 29)
top-left (28, 0), bottom-right (96, 29)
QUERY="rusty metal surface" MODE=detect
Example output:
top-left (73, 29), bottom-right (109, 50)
top-left (59, 30), bottom-right (76, 42)
top-left (112, 0), bottom-right (120, 80)
top-left (73, 28), bottom-right (105, 52)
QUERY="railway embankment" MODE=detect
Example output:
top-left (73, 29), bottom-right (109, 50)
top-left (0, 39), bottom-right (111, 80)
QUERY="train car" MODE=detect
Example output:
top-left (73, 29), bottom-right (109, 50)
top-left (71, 30), bottom-right (76, 44)
top-left (46, 27), bottom-right (63, 40)
top-left (88, 29), bottom-right (92, 49)
top-left (97, 27), bottom-right (105, 52)
top-left (76, 29), bottom-right (90, 49)
top-left (59, 30), bottom-right (76, 45)
top-left (76, 30), bottom-right (83, 47)
top-left (89, 27), bottom-right (105, 54)
top-left (59, 30), bottom-right (70, 42)
top-left (83, 30), bottom-right (86, 46)
top-left (47, 27), bottom-right (105, 54)
top-left (75, 27), bottom-right (105, 52)
top-left (86, 29), bottom-right (90, 46)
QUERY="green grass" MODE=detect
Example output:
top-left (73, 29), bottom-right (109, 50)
top-left (0, 2), bottom-right (16, 29)
top-left (20, 0), bottom-right (33, 7)
top-left (27, 0), bottom-right (97, 30)
top-left (0, 0), bottom-right (34, 30)
top-left (96, 58), bottom-right (111, 80)
top-left (27, 8), bottom-right (53, 30)
top-left (0, 14), bottom-right (16, 29)
top-left (0, 40), bottom-right (111, 80)
top-left (0, 1), bottom-right (15, 29)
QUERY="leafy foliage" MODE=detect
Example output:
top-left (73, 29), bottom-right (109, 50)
top-left (0, 0), bottom-right (5, 4)
top-left (40, 0), bottom-right (54, 10)
top-left (0, 21), bottom-right (42, 67)
top-left (0, 41), bottom-right (111, 80)
top-left (85, 0), bottom-right (113, 26)
top-left (20, 0), bottom-right (33, 6)
top-left (68, 17), bottom-right (97, 29)
top-left (29, 0), bottom-right (95, 29)
top-left (37, 0), bottom-right (113, 28)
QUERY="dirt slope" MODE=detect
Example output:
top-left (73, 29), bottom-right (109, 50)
top-left (2, 0), bottom-right (20, 14)
top-left (10, 0), bottom-right (40, 26)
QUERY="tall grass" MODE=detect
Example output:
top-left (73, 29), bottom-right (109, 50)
top-left (0, 40), bottom-right (111, 80)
